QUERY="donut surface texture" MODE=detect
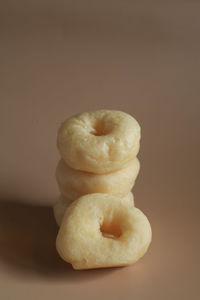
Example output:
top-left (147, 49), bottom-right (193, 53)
top-left (57, 110), bottom-right (141, 174)
top-left (56, 158), bottom-right (140, 200)
top-left (53, 193), bottom-right (134, 227)
top-left (56, 193), bottom-right (151, 269)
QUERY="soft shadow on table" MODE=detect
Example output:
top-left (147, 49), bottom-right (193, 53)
top-left (0, 198), bottom-right (115, 282)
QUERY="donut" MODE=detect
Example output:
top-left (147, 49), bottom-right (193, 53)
top-left (56, 157), bottom-right (140, 200)
top-left (57, 110), bottom-right (141, 174)
top-left (56, 193), bottom-right (152, 269)
top-left (124, 192), bottom-right (134, 206)
top-left (53, 193), bottom-right (134, 227)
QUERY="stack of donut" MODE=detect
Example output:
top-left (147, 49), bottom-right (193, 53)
top-left (54, 110), bottom-right (152, 270)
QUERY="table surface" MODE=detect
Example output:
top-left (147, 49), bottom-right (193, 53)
top-left (0, 1), bottom-right (200, 299)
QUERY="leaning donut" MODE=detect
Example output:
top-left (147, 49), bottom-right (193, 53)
top-left (56, 158), bottom-right (140, 200)
top-left (57, 110), bottom-right (141, 174)
top-left (56, 193), bottom-right (151, 269)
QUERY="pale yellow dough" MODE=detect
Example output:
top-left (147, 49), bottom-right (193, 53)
top-left (53, 193), bottom-right (135, 227)
top-left (57, 110), bottom-right (141, 174)
top-left (56, 158), bottom-right (140, 200)
top-left (56, 194), bottom-right (151, 270)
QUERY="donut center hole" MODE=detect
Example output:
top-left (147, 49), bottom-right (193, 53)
top-left (90, 120), bottom-right (108, 136)
top-left (100, 220), bottom-right (122, 239)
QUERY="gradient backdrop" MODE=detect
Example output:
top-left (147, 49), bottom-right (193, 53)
top-left (0, 1), bottom-right (199, 300)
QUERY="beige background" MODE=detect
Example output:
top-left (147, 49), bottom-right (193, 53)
top-left (0, 1), bottom-right (200, 299)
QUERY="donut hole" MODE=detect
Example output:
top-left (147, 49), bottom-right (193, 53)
top-left (100, 220), bottom-right (122, 239)
top-left (90, 119), bottom-right (110, 136)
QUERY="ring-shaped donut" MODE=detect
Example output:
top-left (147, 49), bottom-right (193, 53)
top-left (56, 193), bottom-right (151, 269)
top-left (56, 158), bottom-right (140, 200)
top-left (57, 110), bottom-right (141, 174)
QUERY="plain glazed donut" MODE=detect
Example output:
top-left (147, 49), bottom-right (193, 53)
top-left (56, 193), bottom-right (151, 269)
top-left (53, 193), bottom-right (135, 227)
top-left (57, 110), bottom-right (141, 174)
top-left (56, 158), bottom-right (140, 200)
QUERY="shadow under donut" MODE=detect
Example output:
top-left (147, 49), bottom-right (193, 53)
top-left (0, 198), bottom-right (116, 282)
